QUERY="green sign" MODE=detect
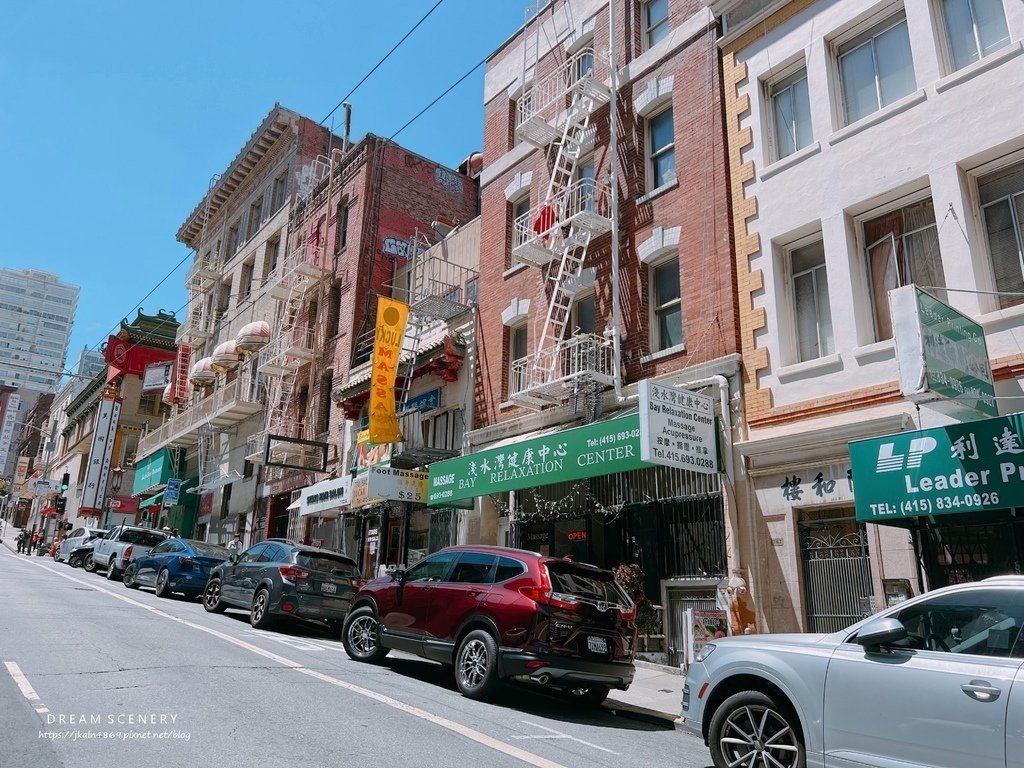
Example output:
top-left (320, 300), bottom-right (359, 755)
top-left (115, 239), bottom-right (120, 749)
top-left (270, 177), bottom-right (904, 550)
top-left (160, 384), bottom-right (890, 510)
top-left (131, 448), bottom-right (177, 495)
top-left (428, 414), bottom-right (652, 506)
top-left (893, 287), bottom-right (996, 417)
top-left (849, 412), bottom-right (1024, 522)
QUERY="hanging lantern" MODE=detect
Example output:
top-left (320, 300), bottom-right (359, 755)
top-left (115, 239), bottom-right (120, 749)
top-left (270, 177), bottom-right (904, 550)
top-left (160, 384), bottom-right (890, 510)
top-left (189, 356), bottom-right (216, 387)
top-left (236, 320), bottom-right (271, 352)
top-left (211, 339), bottom-right (242, 370)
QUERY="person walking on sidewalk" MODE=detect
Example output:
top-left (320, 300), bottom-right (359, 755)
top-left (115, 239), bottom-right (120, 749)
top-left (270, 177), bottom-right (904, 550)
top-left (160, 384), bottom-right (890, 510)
top-left (29, 530), bottom-right (39, 555)
top-left (16, 530), bottom-right (25, 553)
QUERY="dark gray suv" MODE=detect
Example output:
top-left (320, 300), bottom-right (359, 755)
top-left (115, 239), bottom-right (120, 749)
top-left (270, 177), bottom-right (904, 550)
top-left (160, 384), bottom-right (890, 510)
top-left (202, 538), bottom-right (361, 630)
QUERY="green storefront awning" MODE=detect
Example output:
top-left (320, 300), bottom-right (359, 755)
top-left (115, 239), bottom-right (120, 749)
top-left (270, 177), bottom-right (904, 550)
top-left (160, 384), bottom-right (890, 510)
top-left (428, 414), bottom-right (652, 507)
top-left (132, 448), bottom-right (178, 496)
top-left (140, 491), bottom-right (164, 508)
top-left (849, 411), bottom-right (1024, 524)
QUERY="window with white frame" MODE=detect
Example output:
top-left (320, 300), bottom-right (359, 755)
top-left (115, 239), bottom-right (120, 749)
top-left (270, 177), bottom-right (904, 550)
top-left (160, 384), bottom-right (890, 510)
top-left (572, 46), bottom-right (594, 82)
top-left (837, 12), bottom-right (916, 125)
top-left (940, 0), bottom-right (1010, 71)
top-left (508, 324), bottom-right (528, 395)
top-left (645, 0), bottom-right (670, 48)
top-left (789, 239), bottom-right (835, 361)
top-left (647, 108), bottom-right (676, 191)
top-left (571, 293), bottom-right (597, 335)
top-left (979, 160), bottom-right (1024, 309)
top-left (575, 155), bottom-right (597, 214)
top-left (651, 258), bottom-right (683, 351)
top-left (768, 66), bottom-right (812, 160)
top-left (509, 195), bottom-right (531, 266)
top-left (864, 198), bottom-right (944, 340)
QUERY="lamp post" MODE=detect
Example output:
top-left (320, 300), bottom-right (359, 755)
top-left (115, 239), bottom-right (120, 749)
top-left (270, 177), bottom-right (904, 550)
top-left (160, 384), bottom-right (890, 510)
top-left (105, 465), bottom-right (125, 528)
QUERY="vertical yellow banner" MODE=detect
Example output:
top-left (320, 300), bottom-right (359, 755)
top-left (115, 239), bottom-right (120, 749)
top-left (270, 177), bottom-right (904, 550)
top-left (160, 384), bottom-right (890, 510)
top-left (368, 297), bottom-right (409, 444)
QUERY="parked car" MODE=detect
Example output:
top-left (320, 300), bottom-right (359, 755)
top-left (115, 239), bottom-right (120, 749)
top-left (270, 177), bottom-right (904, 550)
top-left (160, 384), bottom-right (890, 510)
top-left (68, 539), bottom-right (100, 569)
top-left (682, 575), bottom-right (1024, 768)
top-left (202, 539), bottom-right (361, 630)
top-left (56, 527), bottom-right (106, 564)
top-left (123, 538), bottom-right (230, 599)
top-left (89, 524), bottom-right (168, 579)
top-left (341, 545), bottom-right (637, 703)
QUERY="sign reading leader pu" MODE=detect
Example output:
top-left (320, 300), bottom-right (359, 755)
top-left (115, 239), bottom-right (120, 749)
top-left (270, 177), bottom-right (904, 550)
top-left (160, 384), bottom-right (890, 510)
top-left (849, 412), bottom-right (1024, 522)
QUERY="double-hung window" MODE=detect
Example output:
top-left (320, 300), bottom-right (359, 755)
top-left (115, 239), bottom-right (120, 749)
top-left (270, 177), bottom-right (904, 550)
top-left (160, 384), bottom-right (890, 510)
top-left (838, 13), bottom-right (916, 125)
top-left (651, 258), bottom-right (683, 352)
top-left (864, 198), bottom-right (944, 340)
top-left (790, 240), bottom-right (834, 361)
top-left (247, 198), bottom-right (263, 240)
top-left (941, 0), bottom-right (1010, 71)
top-left (645, 0), bottom-right (670, 48)
top-left (648, 108), bottom-right (676, 191)
top-left (769, 68), bottom-right (812, 160)
top-left (509, 324), bottom-right (529, 395)
top-left (979, 161), bottom-right (1024, 309)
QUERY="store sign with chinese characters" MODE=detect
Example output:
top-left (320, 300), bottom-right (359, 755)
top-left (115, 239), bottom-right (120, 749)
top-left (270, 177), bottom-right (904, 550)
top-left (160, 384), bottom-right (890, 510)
top-left (769, 464), bottom-right (855, 512)
top-left (849, 412), bottom-right (1024, 522)
top-left (638, 380), bottom-right (718, 475)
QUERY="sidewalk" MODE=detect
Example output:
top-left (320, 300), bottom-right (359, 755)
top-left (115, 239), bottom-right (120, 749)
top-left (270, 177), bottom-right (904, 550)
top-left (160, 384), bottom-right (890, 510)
top-left (605, 659), bottom-right (682, 725)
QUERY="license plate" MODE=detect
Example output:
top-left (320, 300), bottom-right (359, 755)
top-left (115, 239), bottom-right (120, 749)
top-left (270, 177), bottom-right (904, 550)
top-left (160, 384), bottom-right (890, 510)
top-left (321, 583), bottom-right (337, 594)
top-left (587, 636), bottom-right (608, 654)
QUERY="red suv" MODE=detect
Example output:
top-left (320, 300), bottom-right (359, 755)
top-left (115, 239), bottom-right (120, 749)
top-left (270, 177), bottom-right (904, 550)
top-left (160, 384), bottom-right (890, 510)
top-left (341, 545), bottom-right (637, 704)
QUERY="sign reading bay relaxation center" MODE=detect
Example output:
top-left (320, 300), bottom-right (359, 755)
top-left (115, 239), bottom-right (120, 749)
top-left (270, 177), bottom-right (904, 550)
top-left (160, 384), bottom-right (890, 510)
top-left (428, 414), bottom-right (650, 506)
top-left (849, 412), bottom-right (1024, 522)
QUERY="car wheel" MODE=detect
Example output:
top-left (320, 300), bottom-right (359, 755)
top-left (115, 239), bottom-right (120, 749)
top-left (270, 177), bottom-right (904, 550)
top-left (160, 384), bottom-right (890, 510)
top-left (203, 579), bottom-right (226, 613)
top-left (83, 554), bottom-right (97, 573)
top-left (709, 691), bottom-right (805, 768)
top-left (69, 554), bottom-right (83, 569)
top-left (123, 563), bottom-right (140, 589)
top-left (342, 607), bottom-right (390, 663)
top-left (106, 561), bottom-right (120, 580)
top-left (563, 686), bottom-right (610, 707)
top-left (249, 589), bottom-right (274, 629)
top-left (454, 630), bottom-right (500, 701)
top-left (155, 569), bottom-right (172, 598)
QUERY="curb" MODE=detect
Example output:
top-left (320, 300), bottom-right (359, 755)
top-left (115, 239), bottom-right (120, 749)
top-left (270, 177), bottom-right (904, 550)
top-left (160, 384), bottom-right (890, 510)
top-left (604, 697), bottom-right (682, 728)
top-left (634, 658), bottom-right (683, 676)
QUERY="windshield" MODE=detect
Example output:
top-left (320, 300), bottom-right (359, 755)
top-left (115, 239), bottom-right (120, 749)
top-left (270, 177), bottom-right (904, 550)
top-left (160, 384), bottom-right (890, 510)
top-left (296, 553), bottom-right (360, 577)
top-left (546, 563), bottom-right (630, 605)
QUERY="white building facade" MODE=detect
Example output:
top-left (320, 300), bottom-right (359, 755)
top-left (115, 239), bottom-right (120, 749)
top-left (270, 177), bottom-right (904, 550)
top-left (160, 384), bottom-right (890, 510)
top-left (0, 268), bottom-right (78, 391)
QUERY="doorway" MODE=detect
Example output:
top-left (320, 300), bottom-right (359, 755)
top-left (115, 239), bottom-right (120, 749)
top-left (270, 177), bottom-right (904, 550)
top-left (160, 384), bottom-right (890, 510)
top-left (798, 508), bottom-right (873, 633)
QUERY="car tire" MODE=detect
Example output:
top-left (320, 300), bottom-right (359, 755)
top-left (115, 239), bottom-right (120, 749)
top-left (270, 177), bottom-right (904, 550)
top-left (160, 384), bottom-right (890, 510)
top-left (106, 561), bottom-right (120, 580)
top-left (203, 579), bottom-right (227, 613)
top-left (83, 554), bottom-right (97, 573)
top-left (563, 686), bottom-right (610, 707)
top-left (69, 554), bottom-right (84, 569)
top-left (342, 606), bottom-right (390, 664)
top-left (249, 588), bottom-right (274, 629)
top-left (454, 629), bottom-right (500, 701)
top-left (155, 569), bottom-right (172, 598)
top-left (709, 691), bottom-right (805, 768)
top-left (123, 563), bottom-right (140, 589)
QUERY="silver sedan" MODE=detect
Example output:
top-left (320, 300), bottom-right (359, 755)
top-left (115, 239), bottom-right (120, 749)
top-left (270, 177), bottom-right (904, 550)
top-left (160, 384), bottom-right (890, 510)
top-left (682, 576), bottom-right (1024, 768)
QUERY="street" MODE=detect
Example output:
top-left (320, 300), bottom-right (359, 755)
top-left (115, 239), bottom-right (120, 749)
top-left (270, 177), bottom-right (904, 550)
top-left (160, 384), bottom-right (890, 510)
top-left (0, 546), bottom-right (713, 768)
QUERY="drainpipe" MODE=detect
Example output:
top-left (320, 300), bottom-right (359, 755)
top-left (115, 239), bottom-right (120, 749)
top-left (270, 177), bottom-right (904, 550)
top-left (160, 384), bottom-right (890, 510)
top-left (608, 0), bottom-right (624, 403)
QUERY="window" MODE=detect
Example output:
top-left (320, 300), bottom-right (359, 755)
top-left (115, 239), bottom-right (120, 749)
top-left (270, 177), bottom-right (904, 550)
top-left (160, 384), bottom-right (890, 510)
top-left (264, 237), bottom-right (281, 280)
top-left (466, 276), bottom-right (479, 305)
top-left (980, 161), bottom-right (1024, 309)
top-left (572, 47), bottom-right (594, 82)
top-left (790, 240), bottom-right (835, 361)
top-left (886, 588), bottom-right (1024, 657)
top-left (576, 155), bottom-right (597, 213)
top-left (239, 543), bottom-right (268, 563)
top-left (647, 108), bottom-right (676, 190)
top-left (571, 293), bottom-right (596, 335)
top-left (227, 221), bottom-right (241, 255)
top-left (864, 198), bottom-right (943, 340)
top-left (516, 88), bottom-right (534, 131)
top-left (645, 0), bottom-right (670, 48)
top-left (243, 459), bottom-right (254, 479)
top-left (271, 173), bottom-right (287, 212)
top-left (239, 261), bottom-right (254, 301)
top-left (509, 195), bottom-right (531, 266)
top-left (509, 324), bottom-right (528, 394)
top-left (137, 394), bottom-right (158, 416)
top-left (651, 258), bottom-right (683, 351)
top-left (247, 198), bottom-right (263, 240)
top-left (941, 0), bottom-right (1010, 71)
top-left (450, 552), bottom-right (497, 584)
top-left (769, 68), bottom-right (812, 160)
top-left (405, 551), bottom-right (456, 582)
top-left (838, 13), bottom-right (916, 124)
top-left (495, 557), bottom-right (526, 582)
top-left (336, 202), bottom-right (350, 251)
top-left (219, 482), bottom-right (232, 519)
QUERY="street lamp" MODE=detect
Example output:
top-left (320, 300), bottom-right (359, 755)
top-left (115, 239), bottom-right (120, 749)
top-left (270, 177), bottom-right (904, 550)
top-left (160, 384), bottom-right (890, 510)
top-left (105, 465), bottom-right (125, 528)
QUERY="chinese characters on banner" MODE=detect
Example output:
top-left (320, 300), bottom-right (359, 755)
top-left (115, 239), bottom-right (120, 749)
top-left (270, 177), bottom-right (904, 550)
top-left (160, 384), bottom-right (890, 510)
top-left (368, 297), bottom-right (409, 444)
top-left (79, 390), bottom-right (123, 514)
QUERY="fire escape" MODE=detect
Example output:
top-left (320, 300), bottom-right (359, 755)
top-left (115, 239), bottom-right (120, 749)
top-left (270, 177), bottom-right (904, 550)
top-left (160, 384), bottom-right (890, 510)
top-left (508, 38), bottom-right (614, 411)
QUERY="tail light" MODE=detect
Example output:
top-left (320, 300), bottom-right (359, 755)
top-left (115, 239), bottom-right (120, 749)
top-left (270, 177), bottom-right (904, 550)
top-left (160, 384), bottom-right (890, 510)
top-left (619, 601), bottom-right (637, 621)
top-left (123, 545), bottom-right (133, 561)
top-left (278, 566), bottom-right (311, 583)
top-left (353, 578), bottom-right (368, 590)
top-left (519, 565), bottom-right (579, 611)
top-left (179, 557), bottom-right (195, 570)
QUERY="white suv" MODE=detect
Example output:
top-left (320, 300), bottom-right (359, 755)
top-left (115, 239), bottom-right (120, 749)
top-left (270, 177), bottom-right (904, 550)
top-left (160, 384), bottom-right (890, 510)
top-left (55, 527), bottom-right (106, 563)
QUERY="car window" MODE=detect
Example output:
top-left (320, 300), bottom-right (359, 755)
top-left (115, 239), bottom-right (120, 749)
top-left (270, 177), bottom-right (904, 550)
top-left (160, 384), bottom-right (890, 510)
top-left (188, 541), bottom-right (229, 558)
top-left (450, 552), bottom-right (497, 584)
top-left (889, 588), bottom-right (1024, 657)
top-left (297, 553), bottom-right (360, 576)
top-left (150, 541), bottom-right (176, 554)
top-left (495, 556), bottom-right (527, 582)
top-left (546, 563), bottom-right (629, 604)
top-left (239, 543), bottom-right (268, 563)
top-left (258, 544), bottom-right (285, 563)
top-left (122, 530), bottom-right (168, 547)
top-left (70, 528), bottom-right (85, 538)
top-left (405, 552), bottom-right (456, 582)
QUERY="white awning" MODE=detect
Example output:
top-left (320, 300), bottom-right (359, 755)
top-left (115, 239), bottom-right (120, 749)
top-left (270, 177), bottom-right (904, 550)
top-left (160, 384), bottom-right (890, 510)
top-left (286, 498), bottom-right (301, 511)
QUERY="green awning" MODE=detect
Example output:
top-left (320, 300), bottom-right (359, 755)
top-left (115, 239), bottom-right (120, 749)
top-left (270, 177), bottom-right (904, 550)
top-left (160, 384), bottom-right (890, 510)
top-left (140, 491), bottom-right (164, 508)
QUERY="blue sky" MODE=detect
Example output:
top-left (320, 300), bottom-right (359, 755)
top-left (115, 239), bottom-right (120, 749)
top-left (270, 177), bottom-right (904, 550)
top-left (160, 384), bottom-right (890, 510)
top-left (0, 0), bottom-right (526, 369)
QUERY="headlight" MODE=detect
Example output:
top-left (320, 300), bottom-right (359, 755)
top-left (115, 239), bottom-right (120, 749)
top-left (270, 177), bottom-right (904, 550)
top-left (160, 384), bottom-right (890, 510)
top-left (694, 643), bottom-right (716, 663)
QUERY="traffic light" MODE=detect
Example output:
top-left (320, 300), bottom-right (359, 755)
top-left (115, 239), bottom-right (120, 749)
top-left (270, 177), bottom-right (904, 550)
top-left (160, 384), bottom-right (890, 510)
top-left (55, 496), bottom-right (67, 516)
top-left (60, 472), bottom-right (70, 494)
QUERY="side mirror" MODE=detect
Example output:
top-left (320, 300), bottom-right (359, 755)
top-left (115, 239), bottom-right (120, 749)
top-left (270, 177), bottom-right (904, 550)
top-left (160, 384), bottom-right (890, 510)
top-left (855, 616), bottom-right (908, 649)
top-left (392, 568), bottom-right (406, 583)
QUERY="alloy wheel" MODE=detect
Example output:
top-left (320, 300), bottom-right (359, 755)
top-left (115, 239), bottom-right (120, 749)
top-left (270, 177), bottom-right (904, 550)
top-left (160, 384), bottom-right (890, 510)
top-left (718, 703), bottom-right (801, 768)
top-left (347, 615), bottom-right (378, 656)
top-left (457, 638), bottom-right (489, 691)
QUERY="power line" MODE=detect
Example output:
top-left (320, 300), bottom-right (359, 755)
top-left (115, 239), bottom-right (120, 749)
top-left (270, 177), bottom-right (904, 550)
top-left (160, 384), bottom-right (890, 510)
top-left (389, 51), bottom-right (489, 141)
top-left (321, 0), bottom-right (447, 126)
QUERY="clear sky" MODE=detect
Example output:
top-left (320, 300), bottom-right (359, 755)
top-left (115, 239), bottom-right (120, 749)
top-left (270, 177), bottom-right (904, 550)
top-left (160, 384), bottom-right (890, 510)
top-left (0, 0), bottom-right (527, 372)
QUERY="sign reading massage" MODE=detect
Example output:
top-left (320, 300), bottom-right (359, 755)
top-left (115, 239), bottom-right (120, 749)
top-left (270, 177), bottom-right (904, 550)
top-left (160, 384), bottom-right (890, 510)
top-left (849, 412), bottom-right (1024, 522)
top-left (638, 380), bottom-right (718, 474)
top-left (427, 414), bottom-right (651, 506)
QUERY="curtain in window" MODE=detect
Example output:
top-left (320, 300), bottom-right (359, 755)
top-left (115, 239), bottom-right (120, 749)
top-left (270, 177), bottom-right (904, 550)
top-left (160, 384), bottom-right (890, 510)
top-left (981, 163), bottom-right (1024, 309)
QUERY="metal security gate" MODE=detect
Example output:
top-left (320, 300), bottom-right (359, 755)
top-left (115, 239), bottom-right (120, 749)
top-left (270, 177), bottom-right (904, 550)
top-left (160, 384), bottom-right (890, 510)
top-left (665, 586), bottom-right (718, 668)
top-left (799, 510), bottom-right (873, 633)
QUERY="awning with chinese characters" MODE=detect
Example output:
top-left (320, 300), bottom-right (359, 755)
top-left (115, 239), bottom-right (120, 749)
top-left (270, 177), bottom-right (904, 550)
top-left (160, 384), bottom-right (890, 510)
top-left (848, 412), bottom-right (1024, 524)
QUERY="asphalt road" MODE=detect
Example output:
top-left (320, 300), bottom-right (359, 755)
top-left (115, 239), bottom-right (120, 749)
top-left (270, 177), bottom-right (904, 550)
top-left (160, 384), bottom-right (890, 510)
top-left (0, 547), bottom-right (714, 768)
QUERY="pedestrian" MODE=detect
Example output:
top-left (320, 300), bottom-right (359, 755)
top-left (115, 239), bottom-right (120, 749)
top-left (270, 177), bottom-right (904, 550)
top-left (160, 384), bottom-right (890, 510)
top-left (170, 528), bottom-right (180, 538)
top-left (16, 530), bottom-right (25, 553)
top-left (227, 533), bottom-right (243, 559)
top-left (30, 530), bottom-right (40, 555)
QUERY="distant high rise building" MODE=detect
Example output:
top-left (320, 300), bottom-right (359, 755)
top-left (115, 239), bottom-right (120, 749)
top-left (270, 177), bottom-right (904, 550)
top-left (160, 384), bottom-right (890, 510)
top-left (0, 268), bottom-right (79, 391)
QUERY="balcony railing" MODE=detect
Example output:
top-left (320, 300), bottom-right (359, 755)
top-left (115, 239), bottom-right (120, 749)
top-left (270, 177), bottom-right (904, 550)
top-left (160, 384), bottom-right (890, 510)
top-left (512, 179), bottom-right (612, 268)
top-left (258, 326), bottom-right (316, 376)
top-left (509, 334), bottom-right (614, 408)
top-left (516, 47), bottom-right (610, 148)
top-left (137, 377), bottom-right (265, 459)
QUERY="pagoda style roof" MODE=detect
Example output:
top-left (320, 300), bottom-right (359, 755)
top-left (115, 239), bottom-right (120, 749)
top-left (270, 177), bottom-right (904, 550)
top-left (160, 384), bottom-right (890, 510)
top-left (118, 309), bottom-right (179, 350)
